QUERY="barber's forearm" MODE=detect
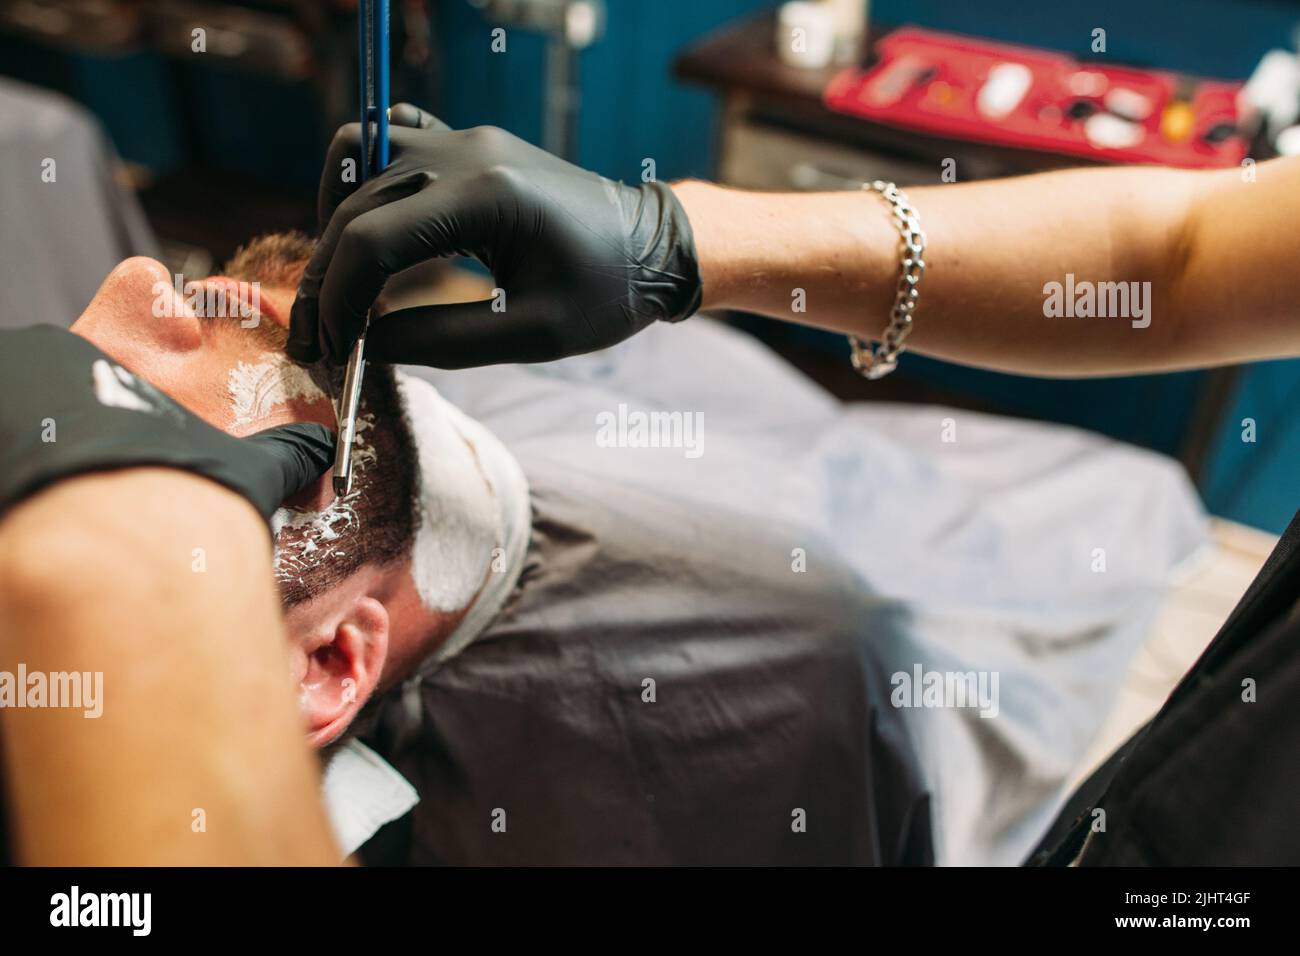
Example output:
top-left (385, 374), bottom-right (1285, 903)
top-left (674, 157), bottom-right (1300, 376)
top-left (0, 469), bottom-right (339, 865)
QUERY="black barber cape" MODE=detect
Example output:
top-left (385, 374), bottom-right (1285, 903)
top-left (1030, 507), bottom-right (1300, 866)
top-left (358, 455), bottom-right (934, 865)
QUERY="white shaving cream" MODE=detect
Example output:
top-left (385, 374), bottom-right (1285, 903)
top-left (227, 359), bottom-right (326, 428)
top-left (397, 375), bottom-right (500, 612)
top-left (224, 357), bottom-right (369, 584)
top-left (269, 412), bottom-right (377, 583)
top-left (271, 491), bottom-right (358, 575)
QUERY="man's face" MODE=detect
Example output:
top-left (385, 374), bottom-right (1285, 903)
top-left (71, 247), bottom-right (330, 455)
top-left (68, 235), bottom-right (424, 746)
top-left (70, 233), bottom-right (418, 581)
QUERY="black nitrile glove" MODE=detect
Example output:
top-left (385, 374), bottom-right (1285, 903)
top-left (0, 326), bottom-right (335, 522)
top-left (288, 104), bottom-right (702, 368)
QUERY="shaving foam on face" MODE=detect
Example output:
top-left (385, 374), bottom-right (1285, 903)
top-left (228, 359), bottom-right (326, 428)
top-left (397, 375), bottom-right (500, 613)
top-left (270, 412), bottom-right (376, 583)
top-left (271, 491), bottom-right (359, 576)
top-left (223, 356), bottom-right (361, 584)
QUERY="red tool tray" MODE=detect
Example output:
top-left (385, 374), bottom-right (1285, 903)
top-left (823, 27), bottom-right (1246, 169)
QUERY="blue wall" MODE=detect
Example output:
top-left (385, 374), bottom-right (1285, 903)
top-left (1201, 359), bottom-right (1300, 532)
top-left (436, 0), bottom-right (772, 181)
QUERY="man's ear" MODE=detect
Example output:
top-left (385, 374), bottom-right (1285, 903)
top-left (299, 596), bottom-right (389, 748)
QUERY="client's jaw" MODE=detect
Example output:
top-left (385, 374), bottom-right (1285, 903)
top-left (68, 253), bottom-right (487, 748)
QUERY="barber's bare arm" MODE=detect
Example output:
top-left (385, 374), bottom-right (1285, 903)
top-left (0, 470), bottom-right (339, 865)
top-left (675, 158), bottom-right (1300, 376)
top-left (290, 108), bottom-right (1298, 378)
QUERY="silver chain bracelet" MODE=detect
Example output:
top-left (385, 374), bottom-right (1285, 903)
top-left (848, 180), bottom-right (926, 380)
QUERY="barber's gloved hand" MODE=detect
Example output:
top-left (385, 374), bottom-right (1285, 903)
top-left (288, 103), bottom-right (703, 368)
top-left (0, 326), bottom-right (336, 522)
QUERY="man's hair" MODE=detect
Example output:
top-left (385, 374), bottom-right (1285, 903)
top-left (223, 231), bottom-right (317, 289)
top-left (222, 233), bottom-right (420, 607)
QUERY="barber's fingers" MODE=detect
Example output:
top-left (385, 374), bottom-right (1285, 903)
top-left (239, 422), bottom-right (337, 516)
top-left (367, 299), bottom-right (593, 369)
top-left (293, 174), bottom-right (415, 362)
top-left (389, 102), bottom-right (447, 130)
top-left (292, 185), bottom-right (477, 364)
top-left (315, 105), bottom-right (451, 230)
